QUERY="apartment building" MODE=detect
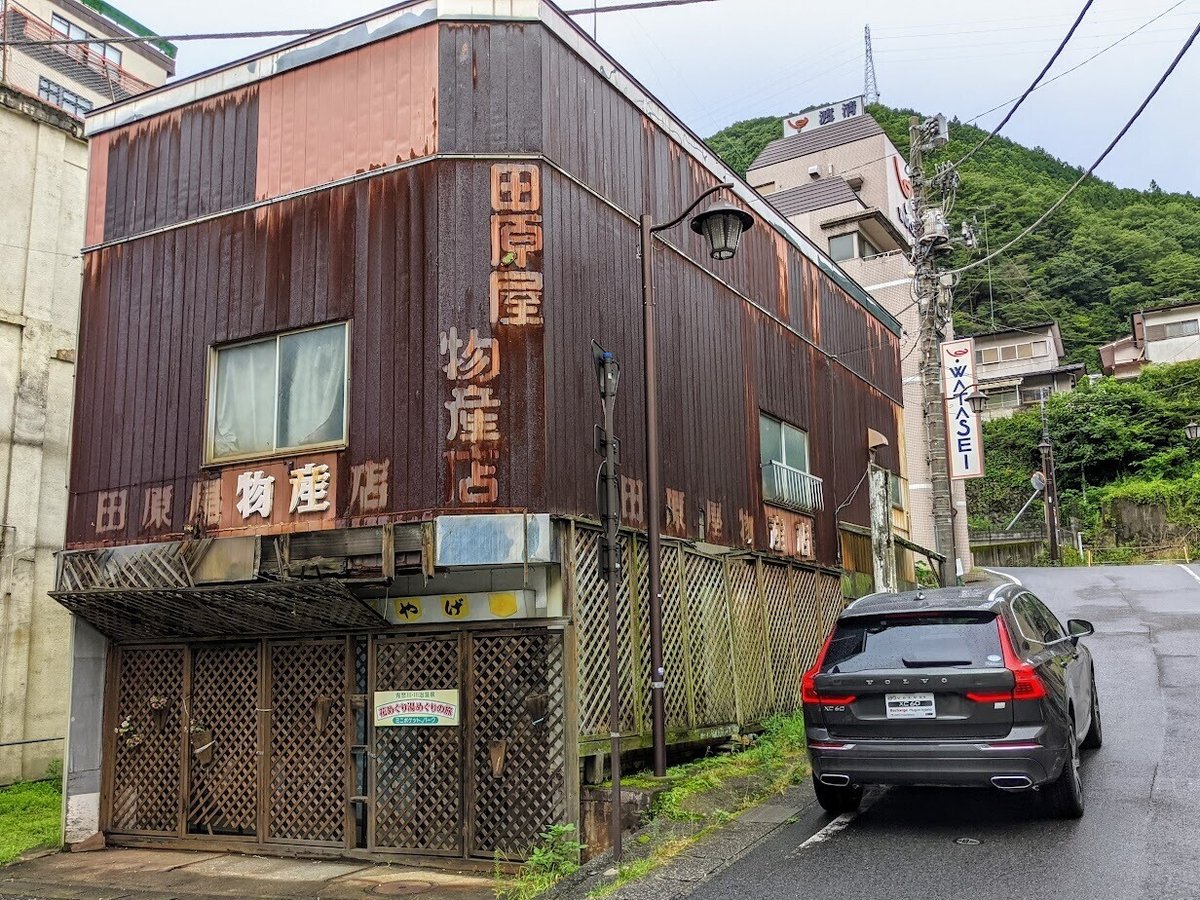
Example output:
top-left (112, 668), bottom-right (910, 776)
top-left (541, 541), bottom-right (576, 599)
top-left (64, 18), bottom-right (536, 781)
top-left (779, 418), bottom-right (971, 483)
top-left (0, 0), bottom-right (172, 783)
top-left (973, 322), bottom-right (1082, 419)
top-left (749, 104), bottom-right (973, 580)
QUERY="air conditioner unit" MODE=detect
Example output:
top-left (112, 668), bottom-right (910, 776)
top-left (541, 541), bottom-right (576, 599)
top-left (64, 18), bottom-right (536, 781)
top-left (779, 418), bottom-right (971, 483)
top-left (808, 165), bottom-right (821, 179)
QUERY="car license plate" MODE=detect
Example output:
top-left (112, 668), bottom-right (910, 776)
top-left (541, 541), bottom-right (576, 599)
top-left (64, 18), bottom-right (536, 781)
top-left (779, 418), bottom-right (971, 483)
top-left (885, 692), bottom-right (936, 719)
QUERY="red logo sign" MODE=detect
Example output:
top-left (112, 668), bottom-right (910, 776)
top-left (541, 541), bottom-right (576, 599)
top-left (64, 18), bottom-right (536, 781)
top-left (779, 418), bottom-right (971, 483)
top-left (787, 116), bottom-right (810, 131)
top-left (892, 155), bottom-right (913, 200)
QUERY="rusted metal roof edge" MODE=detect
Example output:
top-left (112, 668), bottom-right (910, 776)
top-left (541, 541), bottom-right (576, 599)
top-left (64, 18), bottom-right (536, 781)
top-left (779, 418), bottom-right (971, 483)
top-left (79, 151), bottom-right (902, 406)
top-left (81, 0), bottom-right (900, 337)
top-left (82, 0), bottom-right (445, 136)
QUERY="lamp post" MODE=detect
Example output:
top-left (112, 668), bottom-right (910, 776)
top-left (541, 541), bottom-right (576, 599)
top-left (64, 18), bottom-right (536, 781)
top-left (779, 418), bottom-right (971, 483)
top-left (967, 388), bottom-right (987, 416)
top-left (1186, 421), bottom-right (1200, 441)
top-left (641, 184), bottom-right (753, 777)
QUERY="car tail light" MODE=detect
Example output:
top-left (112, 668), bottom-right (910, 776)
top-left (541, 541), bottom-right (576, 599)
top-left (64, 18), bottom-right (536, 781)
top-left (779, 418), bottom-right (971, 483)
top-left (998, 616), bottom-right (1048, 701)
top-left (965, 690), bottom-right (1012, 704)
top-left (801, 632), bottom-right (857, 706)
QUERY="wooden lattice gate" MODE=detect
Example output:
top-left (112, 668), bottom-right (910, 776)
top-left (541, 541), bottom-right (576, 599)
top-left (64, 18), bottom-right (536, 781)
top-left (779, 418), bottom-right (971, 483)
top-left (104, 629), bottom-right (567, 861)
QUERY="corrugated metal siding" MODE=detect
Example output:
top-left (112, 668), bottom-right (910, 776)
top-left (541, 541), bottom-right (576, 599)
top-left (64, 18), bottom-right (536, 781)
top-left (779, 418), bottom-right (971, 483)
top-left (70, 18), bottom-right (901, 571)
top-left (255, 26), bottom-right (438, 199)
top-left (92, 26), bottom-right (439, 246)
top-left (99, 86), bottom-right (260, 243)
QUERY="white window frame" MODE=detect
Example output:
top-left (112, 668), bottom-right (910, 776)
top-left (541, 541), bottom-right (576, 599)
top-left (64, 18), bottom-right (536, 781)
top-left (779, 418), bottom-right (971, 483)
top-left (51, 13), bottom-right (122, 65)
top-left (205, 322), bottom-right (351, 465)
top-left (759, 413), bottom-right (810, 473)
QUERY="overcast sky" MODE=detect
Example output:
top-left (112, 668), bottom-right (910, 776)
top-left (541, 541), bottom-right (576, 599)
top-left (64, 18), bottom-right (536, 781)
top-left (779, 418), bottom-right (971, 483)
top-left (120, 0), bottom-right (1200, 194)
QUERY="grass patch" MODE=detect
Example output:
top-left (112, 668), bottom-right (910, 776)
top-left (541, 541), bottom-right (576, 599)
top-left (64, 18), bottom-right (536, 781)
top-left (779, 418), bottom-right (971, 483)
top-left (582, 712), bottom-right (810, 898)
top-left (493, 823), bottom-right (584, 900)
top-left (0, 778), bottom-right (61, 866)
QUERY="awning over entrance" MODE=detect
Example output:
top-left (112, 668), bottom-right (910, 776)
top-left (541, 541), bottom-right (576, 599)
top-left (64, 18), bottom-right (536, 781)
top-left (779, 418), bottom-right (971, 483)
top-left (51, 581), bottom-right (387, 641)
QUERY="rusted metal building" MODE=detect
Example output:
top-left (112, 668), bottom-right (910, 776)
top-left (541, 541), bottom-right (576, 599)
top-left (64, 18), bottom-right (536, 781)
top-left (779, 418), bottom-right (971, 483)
top-left (56, 0), bottom-right (902, 862)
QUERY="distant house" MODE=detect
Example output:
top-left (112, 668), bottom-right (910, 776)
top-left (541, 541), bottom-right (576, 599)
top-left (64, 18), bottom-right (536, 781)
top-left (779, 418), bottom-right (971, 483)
top-left (1134, 300), bottom-right (1200, 365)
top-left (1097, 334), bottom-right (1143, 380)
top-left (972, 322), bottom-right (1082, 419)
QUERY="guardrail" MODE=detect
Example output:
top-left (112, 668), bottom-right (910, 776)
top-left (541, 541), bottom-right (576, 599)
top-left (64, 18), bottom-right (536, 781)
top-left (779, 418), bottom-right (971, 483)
top-left (762, 460), bottom-right (824, 513)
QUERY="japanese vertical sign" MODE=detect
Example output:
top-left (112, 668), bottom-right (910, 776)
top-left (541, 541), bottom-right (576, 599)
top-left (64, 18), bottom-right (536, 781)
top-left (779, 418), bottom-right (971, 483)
top-left (941, 338), bottom-right (984, 479)
top-left (441, 163), bottom-right (544, 507)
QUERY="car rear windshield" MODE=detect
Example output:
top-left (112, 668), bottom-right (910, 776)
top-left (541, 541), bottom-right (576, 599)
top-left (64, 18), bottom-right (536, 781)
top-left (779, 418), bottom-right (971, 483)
top-left (821, 612), bottom-right (1004, 673)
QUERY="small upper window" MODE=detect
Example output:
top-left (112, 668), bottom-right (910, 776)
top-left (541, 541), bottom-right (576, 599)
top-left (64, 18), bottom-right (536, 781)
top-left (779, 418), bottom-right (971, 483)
top-left (980, 347), bottom-right (1000, 364)
top-left (760, 413), bottom-right (809, 473)
top-left (828, 234), bottom-right (856, 262)
top-left (1000, 345), bottom-right (1017, 361)
top-left (1031, 340), bottom-right (1049, 357)
top-left (209, 323), bottom-right (349, 462)
top-left (1165, 319), bottom-right (1199, 339)
top-left (52, 13), bottom-right (121, 65)
top-left (37, 76), bottom-right (93, 118)
top-left (860, 234), bottom-right (881, 258)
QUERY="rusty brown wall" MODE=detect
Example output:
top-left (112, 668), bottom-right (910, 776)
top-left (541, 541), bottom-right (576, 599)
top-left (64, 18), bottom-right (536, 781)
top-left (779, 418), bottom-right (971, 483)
top-left (70, 18), bottom-right (901, 570)
top-left (84, 26), bottom-right (438, 247)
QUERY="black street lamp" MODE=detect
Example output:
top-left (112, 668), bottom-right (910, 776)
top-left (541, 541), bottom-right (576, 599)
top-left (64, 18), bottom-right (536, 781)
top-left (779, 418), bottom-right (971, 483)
top-left (1186, 421), bottom-right (1200, 441)
top-left (641, 183), bottom-right (753, 776)
top-left (967, 388), bottom-right (987, 416)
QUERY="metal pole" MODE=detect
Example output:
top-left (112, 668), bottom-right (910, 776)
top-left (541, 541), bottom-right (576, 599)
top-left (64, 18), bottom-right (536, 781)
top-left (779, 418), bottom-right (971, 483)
top-left (910, 116), bottom-right (956, 587)
top-left (640, 214), bottom-right (667, 777)
top-left (1040, 397), bottom-right (1060, 565)
top-left (1, 0), bottom-right (9, 88)
top-left (598, 351), bottom-right (623, 861)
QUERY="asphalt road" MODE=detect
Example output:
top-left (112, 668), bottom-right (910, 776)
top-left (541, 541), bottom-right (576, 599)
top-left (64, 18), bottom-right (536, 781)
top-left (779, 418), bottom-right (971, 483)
top-left (688, 564), bottom-right (1200, 900)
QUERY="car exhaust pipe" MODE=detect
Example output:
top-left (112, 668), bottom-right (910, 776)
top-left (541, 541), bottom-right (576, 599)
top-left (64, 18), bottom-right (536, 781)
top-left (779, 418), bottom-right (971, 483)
top-left (819, 774), bottom-right (851, 787)
top-left (991, 775), bottom-right (1033, 791)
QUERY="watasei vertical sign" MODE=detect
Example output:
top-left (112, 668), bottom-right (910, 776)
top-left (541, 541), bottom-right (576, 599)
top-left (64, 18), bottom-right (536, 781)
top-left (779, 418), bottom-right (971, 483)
top-left (941, 338), bottom-right (985, 479)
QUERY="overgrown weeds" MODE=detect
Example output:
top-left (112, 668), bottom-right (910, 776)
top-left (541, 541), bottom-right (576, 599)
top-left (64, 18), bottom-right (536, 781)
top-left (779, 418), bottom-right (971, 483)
top-left (0, 775), bottom-right (61, 866)
top-left (494, 823), bottom-right (584, 900)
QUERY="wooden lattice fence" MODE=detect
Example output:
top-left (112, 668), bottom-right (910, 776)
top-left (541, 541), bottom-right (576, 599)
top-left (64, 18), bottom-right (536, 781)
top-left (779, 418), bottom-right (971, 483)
top-left (569, 523), bottom-right (844, 753)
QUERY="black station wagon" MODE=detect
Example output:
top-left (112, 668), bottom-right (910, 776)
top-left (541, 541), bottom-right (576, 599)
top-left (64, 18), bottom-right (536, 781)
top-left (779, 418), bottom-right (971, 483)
top-left (802, 584), bottom-right (1101, 818)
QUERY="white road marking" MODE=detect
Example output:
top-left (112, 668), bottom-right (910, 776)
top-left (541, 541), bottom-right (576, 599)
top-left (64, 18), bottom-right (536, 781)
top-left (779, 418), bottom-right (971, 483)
top-left (790, 790), bottom-right (880, 855)
top-left (1176, 563), bottom-right (1200, 586)
top-left (983, 568), bottom-right (1022, 586)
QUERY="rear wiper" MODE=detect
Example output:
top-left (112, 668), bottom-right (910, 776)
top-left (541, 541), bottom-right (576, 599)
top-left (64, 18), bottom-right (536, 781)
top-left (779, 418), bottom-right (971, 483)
top-left (901, 657), bottom-right (973, 668)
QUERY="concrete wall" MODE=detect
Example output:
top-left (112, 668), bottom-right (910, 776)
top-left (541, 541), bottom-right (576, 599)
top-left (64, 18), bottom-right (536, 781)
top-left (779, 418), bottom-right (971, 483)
top-left (0, 95), bottom-right (83, 784)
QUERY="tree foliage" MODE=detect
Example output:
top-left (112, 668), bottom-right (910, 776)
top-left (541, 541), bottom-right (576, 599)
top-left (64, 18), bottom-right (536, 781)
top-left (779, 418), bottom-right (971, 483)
top-left (966, 361), bottom-right (1200, 536)
top-left (706, 105), bottom-right (1200, 369)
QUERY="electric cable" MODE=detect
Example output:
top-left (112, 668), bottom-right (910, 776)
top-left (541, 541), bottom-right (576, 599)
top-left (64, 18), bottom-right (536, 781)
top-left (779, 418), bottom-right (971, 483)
top-left (945, 18), bottom-right (1200, 277)
top-left (949, 0), bottom-right (1094, 173)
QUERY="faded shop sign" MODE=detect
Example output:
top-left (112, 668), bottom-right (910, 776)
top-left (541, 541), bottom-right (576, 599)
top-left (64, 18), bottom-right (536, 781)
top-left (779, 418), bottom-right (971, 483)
top-left (941, 338), bottom-right (984, 479)
top-left (374, 690), bottom-right (461, 727)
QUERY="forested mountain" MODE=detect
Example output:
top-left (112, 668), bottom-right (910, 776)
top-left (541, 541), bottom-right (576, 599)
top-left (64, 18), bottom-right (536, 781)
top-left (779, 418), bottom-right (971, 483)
top-left (708, 105), bottom-right (1200, 370)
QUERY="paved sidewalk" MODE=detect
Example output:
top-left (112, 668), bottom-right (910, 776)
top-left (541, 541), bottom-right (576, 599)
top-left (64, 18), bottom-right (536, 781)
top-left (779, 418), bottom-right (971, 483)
top-left (0, 848), bottom-right (493, 900)
top-left (552, 782), bottom-right (820, 900)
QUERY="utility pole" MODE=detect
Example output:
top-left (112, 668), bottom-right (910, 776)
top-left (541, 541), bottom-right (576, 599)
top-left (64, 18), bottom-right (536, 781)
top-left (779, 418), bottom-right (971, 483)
top-left (1039, 392), bottom-right (1060, 565)
top-left (909, 115), bottom-right (956, 587)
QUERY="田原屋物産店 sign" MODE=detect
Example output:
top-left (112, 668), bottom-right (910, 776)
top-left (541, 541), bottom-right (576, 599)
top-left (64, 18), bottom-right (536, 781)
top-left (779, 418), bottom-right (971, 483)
top-left (941, 337), bottom-right (985, 479)
top-left (374, 690), bottom-right (460, 727)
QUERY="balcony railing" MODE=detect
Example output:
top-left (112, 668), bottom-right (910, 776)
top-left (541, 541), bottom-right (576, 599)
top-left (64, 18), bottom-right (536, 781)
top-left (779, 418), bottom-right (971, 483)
top-left (762, 461), bottom-right (824, 513)
top-left (4, 3), bottom-right (154, 103)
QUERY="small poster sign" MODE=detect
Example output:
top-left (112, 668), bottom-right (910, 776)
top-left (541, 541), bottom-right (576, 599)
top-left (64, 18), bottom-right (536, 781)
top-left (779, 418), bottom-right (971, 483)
top-left (374, 690), bottom-right (460, 727)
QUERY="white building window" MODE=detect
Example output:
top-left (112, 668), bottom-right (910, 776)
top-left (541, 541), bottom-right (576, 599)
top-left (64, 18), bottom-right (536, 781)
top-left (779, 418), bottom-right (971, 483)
top-left (828, 234), bottom-right (856, 262)
top-left (52, 13), bottom-right (122, 65)
top-left (208, 323), bottom-right (349, 462)
top-left (1146, 319), bottom-right (1200, 341)
top-left (37, 76), bottom-right (93, 117)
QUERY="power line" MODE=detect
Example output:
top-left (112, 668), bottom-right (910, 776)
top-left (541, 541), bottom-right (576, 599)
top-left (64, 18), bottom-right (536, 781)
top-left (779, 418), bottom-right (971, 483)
top-left (947, 18), bottom-right (1200, 277)
top-left (964, 0), bottom-right (1192, 125)
top-left (0, 0), bottom-right (723, 50)
top-left (563, 0), bottom-right (719, 12)
top-left (951, 0), bottom-right (1093, 172)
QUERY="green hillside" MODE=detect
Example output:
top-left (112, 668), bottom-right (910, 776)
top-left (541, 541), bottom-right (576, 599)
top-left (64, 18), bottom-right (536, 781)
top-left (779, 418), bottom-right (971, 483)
top-left (707, 106), bottom-right (1200, 370)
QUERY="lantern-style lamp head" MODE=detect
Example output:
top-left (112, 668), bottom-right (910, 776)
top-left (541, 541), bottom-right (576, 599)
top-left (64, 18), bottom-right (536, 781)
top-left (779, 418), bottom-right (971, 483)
top-left (1186, 421), bottom-right (1200, 441)
top-left (691, 204), bottom-right (755, 260)
top-left (967, 389), bottom-right (987, 416)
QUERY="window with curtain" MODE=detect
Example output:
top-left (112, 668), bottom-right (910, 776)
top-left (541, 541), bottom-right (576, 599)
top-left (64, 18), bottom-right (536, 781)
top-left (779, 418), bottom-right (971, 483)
top-left (209, 323), bottom-right (348, 461)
